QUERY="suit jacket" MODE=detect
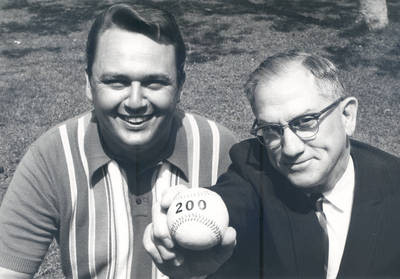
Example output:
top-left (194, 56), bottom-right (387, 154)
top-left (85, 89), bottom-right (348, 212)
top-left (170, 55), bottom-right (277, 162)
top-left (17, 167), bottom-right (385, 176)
top-left (211, 139), bottom-right (400, 278)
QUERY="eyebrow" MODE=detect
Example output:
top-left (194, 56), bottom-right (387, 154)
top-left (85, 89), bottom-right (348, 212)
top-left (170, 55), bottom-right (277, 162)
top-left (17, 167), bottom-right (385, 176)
top-left (257, 109), bottom-right (316, 126)
top-left (98, 73), bottom-right (173, 84)
top-left (99, 74), bottom-right (129, 81)
top-left (141, 74), bottom-right (173, 84)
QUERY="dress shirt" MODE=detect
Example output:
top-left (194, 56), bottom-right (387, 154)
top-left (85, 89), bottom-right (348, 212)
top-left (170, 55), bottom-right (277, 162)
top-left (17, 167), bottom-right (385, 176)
top-left (323, 156), bottom-right (355, 279)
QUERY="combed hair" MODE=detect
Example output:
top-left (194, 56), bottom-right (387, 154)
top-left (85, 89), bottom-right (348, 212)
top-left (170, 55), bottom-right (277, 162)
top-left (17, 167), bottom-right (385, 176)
top-left (86, 2), bottom-right (186, 86)
top-left (244, 51), bottom-right (345, 111)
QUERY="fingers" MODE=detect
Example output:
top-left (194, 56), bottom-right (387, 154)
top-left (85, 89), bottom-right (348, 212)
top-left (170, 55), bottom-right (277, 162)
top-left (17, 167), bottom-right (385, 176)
top-left (154, 237), bottom-right (178, 261)
top-left (160, 184), bottom-right (189, 209)
top-left (216, 227), bottom-right (237, 263)
top-left (143, 224), bottom-right (163, 264)
top-left (152, 184), bottom-right (189, 249)
top-left (221, 227), bottom-right (237, 247)
top-left (143, 223), bottom-right (181, 264)
top-left (152, 201), bottom-right (174, 249)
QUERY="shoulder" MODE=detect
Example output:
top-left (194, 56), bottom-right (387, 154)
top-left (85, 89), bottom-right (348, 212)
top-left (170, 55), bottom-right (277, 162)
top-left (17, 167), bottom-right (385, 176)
top-left (351, 139), bottom-right (400, 170)
top-left (224, 138), bottom-right (276, 186)
top-left (351, 139), bottom-right (400, 194)
top-left (178, 111), bottom-right (237, 145)
top-left (15, 111), bottom-right (93, 184)
top-left (230, 138), bottom-right (258, 158)
top-left (172, 111), bottom-right (238, 183)
top-left (33, 112), bottom-right (91, 145)
top-left (229, 138), bottom-right (266, 169)
top-left (6, 111), bottom-right (94, 219)
top-left (177, 111), bottom-right (238, 162)
top-left (31, 111), bottom-right (92, 154)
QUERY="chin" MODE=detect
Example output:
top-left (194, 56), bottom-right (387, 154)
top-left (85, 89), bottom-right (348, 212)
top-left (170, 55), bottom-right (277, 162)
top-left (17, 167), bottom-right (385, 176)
top-left (120, 136), bottom-right (155, 151)
top-left (287, 174), bottom-right (321, 189)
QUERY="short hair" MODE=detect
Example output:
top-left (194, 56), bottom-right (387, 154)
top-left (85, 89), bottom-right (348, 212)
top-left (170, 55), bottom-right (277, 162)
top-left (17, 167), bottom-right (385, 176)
top-left (86, 3), bottom-right (186, 87)
top-left (244, 51), bottom-right (345, 111)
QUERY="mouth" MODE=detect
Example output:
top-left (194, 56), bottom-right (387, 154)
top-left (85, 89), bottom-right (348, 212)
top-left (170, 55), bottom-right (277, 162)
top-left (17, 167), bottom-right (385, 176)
top-left (118, 114), bottom-right (153, 126)
top-left (283, 158), bottom-right (312, 170)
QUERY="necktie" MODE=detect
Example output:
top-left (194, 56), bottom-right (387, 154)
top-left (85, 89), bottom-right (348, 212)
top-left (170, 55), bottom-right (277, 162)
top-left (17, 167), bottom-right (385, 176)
top-left (311, 193), bottom-right (329, 275)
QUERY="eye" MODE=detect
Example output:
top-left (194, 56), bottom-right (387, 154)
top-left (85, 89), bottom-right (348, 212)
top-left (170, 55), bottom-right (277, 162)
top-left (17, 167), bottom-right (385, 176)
top-left (261, 125), bottom-right (282, 136)
top-left (292, 116), bottom-right (317, 129)
top-left (102, 79), bottom-right (130, 90)
top-left (142, 80), bottom-right (170, 90)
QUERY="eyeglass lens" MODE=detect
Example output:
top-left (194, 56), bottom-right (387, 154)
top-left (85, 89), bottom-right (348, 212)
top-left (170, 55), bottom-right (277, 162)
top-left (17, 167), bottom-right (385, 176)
top-left (255, 97), bottom-right (344, 147)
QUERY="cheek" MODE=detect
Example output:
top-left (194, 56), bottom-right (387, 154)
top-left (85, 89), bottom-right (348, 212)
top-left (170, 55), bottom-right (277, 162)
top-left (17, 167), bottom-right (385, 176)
top-left (148, 92), bottom-right (177, 111)
top-left (312, 113), bottom-right (347, 148)
top-left (94, 90), bottom-right (126, 111)
top-left (309, 128), bottom-right (347, 170)
top-left (321, 112), bottom-right (346, 137)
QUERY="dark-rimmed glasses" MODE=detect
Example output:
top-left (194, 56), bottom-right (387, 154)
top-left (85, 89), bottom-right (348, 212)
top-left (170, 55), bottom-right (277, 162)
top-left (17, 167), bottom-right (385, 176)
top-left (250, 97), bottom-right (345, 148)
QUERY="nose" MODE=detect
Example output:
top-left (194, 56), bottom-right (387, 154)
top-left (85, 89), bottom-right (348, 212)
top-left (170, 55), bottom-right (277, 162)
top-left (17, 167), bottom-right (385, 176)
top-left (124, 82), bottom-right (146, 111)
top-left (280, 127), bottom-right (305, 157)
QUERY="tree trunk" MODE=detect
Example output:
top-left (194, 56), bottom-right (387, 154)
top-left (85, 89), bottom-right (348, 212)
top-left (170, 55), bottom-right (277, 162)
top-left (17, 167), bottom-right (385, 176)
top-left (359, 0), bottom-right (389, 30)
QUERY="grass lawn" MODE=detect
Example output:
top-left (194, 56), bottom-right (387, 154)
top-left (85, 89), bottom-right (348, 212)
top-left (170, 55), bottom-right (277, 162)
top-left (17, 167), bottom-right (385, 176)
top-left (1, 0), bottom-right (399, 277)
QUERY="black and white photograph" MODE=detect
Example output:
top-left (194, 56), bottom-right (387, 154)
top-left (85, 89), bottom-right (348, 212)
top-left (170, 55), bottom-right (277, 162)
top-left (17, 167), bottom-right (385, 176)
top-left (0, 0), bottom-right (399, 278)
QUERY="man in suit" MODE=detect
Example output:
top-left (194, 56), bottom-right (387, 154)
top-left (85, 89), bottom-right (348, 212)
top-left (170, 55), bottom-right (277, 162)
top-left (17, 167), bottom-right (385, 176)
top-left (146, 51), bottom-right (400, 278)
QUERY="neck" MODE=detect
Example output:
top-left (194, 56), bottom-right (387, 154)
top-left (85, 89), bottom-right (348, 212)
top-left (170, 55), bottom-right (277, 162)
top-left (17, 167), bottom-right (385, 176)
top-left (118, 139), bottom-right (170, 166)
top-left (101, 128), bottom-right (176, 169)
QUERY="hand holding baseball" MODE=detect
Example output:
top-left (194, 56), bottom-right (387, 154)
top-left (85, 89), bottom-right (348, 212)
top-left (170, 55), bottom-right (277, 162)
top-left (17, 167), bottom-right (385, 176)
top-left (143, 185), bottom-right (237, 278)
top-left (167, 187), bottom-right (229, 250)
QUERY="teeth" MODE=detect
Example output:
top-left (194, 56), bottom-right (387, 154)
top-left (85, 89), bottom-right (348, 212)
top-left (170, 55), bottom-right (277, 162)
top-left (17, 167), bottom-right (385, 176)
top-left (122, 115), bottom-right (152, 124)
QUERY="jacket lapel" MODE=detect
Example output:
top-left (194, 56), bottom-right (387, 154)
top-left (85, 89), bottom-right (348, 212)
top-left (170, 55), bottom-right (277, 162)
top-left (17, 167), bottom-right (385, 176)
top-left (337, 145), bottom-right (384, 277)
top-left (244, 152), bottom-right (298, 276)
top-left (275, 178), bottom-right (326, 278)
top-left (247, 141), bottom-right (326, 277)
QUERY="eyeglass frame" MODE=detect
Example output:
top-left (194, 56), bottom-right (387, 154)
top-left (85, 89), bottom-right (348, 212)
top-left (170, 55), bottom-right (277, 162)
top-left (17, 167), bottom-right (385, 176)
top-left (250, 96), bottom-right (346, 147)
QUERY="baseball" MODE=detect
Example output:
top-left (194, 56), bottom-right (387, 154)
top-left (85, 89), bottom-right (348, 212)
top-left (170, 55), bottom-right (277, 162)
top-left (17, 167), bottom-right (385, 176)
top-left (167, 188), bottom-right (229, 251)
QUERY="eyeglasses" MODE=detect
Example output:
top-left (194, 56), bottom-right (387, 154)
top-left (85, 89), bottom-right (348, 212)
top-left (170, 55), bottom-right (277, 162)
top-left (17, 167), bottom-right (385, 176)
top-left (250, 97), bottom-right (345, 148)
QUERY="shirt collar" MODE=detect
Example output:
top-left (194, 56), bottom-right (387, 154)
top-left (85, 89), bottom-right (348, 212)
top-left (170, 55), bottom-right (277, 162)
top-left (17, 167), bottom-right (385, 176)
top-left (323, 156), bottom-right (355, 212)
top-left (84, 111), bottom-right (189, 185)
top-left (84, 113), bottom-right (112, 183)
top-left (165, 111), bottom-right (189, 181)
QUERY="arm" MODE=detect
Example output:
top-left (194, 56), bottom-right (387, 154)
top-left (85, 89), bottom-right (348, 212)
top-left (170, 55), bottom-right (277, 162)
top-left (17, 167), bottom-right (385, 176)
top-left (0, 145), bottom-right (59, 275)
top-left (208, 165), bottom-right (263, 278)
top-left (0, 267), bottom-right (31, 279)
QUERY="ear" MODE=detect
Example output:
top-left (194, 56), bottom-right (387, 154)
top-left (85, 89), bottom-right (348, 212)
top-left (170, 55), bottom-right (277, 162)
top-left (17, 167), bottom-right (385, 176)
top-left (340, 97), bottom-right (358, 136)
top-left (175, 71), bottom-right (185, 104)
top-left (85, 72), bottom-right (93, 102)
top-left (175, 87), bottom-right (182, 104)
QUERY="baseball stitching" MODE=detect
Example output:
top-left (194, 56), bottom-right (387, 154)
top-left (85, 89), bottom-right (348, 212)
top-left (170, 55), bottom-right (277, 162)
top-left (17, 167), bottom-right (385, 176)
top-left (170, 212), bottom-right (222, 243)
top-left (176, 190), bottom-right (213, 200)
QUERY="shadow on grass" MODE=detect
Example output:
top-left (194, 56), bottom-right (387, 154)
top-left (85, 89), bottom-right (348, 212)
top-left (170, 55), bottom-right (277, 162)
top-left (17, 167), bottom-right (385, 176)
top-left (162, 0), bottom-right (361, 63)
top-left (2, 0), bottom-right (400, 75)
top-left (2, 1), bottom-right (103, 35)
top-left (1, 47), bottom-right (61, 58)
top-left (173, 0), bottom-right (399, 75)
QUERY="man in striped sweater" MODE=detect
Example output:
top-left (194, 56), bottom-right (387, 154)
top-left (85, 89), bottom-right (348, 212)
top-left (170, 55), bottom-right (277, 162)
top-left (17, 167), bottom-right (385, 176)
top-left (0, 3), bottom-right (237, 279)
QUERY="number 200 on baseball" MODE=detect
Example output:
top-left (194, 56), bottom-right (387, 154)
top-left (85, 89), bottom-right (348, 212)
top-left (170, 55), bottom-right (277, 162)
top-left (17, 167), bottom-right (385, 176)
top-left (175, 200), bottom-right (207, 214)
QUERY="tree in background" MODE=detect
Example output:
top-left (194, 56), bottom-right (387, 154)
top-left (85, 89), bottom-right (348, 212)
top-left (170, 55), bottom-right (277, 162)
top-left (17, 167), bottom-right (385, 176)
top-left (359, 0), bottom-right (388, 30)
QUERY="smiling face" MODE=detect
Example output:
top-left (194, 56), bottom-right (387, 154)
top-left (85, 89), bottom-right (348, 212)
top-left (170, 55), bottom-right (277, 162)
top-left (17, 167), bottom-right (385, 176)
top-left (86, 27), bottom-right (181, 160)
top-left (253, 64), bottom-right (357, 192)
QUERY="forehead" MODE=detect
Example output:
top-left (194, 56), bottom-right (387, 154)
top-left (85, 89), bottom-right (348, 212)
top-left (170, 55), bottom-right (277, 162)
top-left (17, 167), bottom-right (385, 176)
top-left (94, 27), bottom-right (177, 76)
top-left (254, 65), bottom-right (329, 121)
